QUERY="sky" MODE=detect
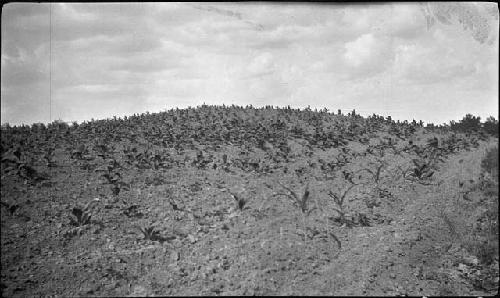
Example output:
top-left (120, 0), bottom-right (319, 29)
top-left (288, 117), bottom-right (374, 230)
top-left (1, 2), bottom-right (498, 126)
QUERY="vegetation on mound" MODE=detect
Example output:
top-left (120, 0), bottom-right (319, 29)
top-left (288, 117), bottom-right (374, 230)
top-left (1, 105), bottom-right (498, 296)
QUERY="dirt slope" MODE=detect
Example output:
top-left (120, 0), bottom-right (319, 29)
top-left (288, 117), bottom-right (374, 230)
top-left (293, 140), bottom-right (498, 296)
top-left (1, 110), bottom-right (498, 297)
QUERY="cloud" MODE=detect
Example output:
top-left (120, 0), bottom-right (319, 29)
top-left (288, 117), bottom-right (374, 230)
top-left (1, 4), bottom-right (50, 60)
top-left (397, 52), bottom-right (476, 85)
top-left (105, 34), bottom-right (163, 55)
top-left (384, 4), bottom-right (427, 39)
top-left (187, 3), bottom-right (264, 31)
top-left (1, 83), bottom-right (51, 124)
top-left (1, 59), bottom-right (46, 87)
top-left (52, 83), bottom-right (150, 122)
top-left (108, 56), bottom-right (181, 74)
top-left (344, 33), bottom-right (376, 67)
top-left (50, 4), bottom-right (130, 42)
top-left (246, 52), bottom-right (275, 78)
top-left (342, 33), bottom-right (393, 78)
top-left (1, 3), bottom-right (498, 125)
top-left (393, 30), bottom-right (479, 85)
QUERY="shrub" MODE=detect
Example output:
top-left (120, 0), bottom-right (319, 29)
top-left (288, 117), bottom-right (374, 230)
top-left (450, 114), bottom-right (481, 133)
top-left (483, 116), bottom-right (499, 136)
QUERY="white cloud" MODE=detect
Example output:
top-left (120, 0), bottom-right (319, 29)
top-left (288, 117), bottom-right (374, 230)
top-left (386, 4), bottom-right (426, 39)
top-left (342, 33), bottom-right (393, 78)
top-left (393, 26), bottom-right (483, 85)
top-left (1, 3), bottom-right (498, 125)
top-left (344, 33), bottom-right (376, 67)
top-left (247, 52), bottom-right (275, 77)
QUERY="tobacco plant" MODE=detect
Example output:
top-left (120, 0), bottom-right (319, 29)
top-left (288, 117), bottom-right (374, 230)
top-left (328, 183), bottom-right (357, 226)
top-left (274, 181), bottom-right (315, 215)
top-left (69, 199), bottom-right (99, 227)
top-left (137, 224), bottom-right (167, 242)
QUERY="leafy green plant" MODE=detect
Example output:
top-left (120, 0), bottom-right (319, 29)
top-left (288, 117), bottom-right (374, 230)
top-left (137, 224), bottom-right (167, 242)
top-left (69, 199), bottom-right (99, 227)
top-left (407, 148), bottom-right (444, 183)
top-left (69, 207), bottom-right (92, 227)
top-left (94, 142), bottom-right (112, 159)
top-left (139, 226), bottom-right (158, 240)
top-left (410, 158), bottom-right (435, 180)
top-left (17, 163), bottom-right (48, 183)
top-left (97, 162), bottom-right (129, 195)
top-left (328, 184), bottom-right (357, 226)
top-left (70, 144), bottom-right (86, 160)
top-left (228, 191), bottom-right (247, 211)
top-left (356, 159), bottom-right (387, 185)
top-left (267, 181), bottom-right (316, 243)
top-left (274, 181), bottom-right (315, 215)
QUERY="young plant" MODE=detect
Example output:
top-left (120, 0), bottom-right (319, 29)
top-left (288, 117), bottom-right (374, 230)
top-left (70, 144), bottom-right (86, 160)
top-left (410, 158), bottom-right (435, 180)
top-left (137, 224), bottom-right (166, 242)
top-left (69, 199), bottom-right (99, 227)
top-left (228, 191), bottom-right (247, 211)
top-left (356, 159), bottom-right (387, 185)
top-left (70, 207), bottom-right (92, 227)
top-left (17, 163), bottom-right (48, 183)
top-left (98, 164), bottom-right (129, 195)
top-left (270, 181), bottom-right (316, 242)
top-left (94, 143), bottom-right (111, 159)
top-left (275, 181), bottom-right (315, 215)
top-left (328, 183), bottom-right (357, 227)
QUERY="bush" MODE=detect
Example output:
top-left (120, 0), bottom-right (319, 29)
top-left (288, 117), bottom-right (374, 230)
top-left (450, 114), bottom-right (481, 133)
top-left (483, 116), bottom-right (499, 136)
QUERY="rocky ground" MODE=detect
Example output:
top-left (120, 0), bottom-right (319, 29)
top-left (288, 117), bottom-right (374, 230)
top-left (1, 110), bottom-right (498, 296)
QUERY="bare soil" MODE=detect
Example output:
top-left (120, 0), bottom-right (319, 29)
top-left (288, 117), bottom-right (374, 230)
top-left (1, 111), bottom-right (498, 296)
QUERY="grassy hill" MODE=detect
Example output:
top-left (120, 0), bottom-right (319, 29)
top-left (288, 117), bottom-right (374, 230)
top-left (1, 105), bottom-right (498, 296)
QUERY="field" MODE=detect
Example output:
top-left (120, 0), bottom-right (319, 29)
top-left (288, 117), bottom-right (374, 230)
top-left (1, 105), bottom-right (498, 296)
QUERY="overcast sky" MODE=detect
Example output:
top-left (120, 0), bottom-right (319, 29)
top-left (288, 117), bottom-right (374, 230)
top-left (1, 2), bottom-right (498, 126)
